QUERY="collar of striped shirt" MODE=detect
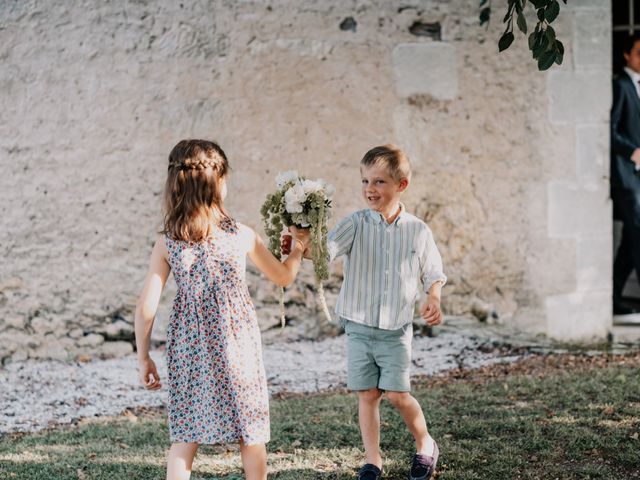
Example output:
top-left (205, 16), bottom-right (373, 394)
top-left (365, 202), bottom-right (408, 226)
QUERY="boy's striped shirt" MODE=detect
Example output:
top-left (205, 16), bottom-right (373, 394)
top-left (328, 205), bottom-right (446, 330)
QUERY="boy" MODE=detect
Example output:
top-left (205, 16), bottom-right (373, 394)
top-left (288, 145), bottom-right (446, 480)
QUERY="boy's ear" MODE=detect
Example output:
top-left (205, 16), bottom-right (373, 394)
top-left (398, 178), bottom-right (409, 192)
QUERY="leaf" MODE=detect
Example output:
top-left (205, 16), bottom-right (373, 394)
top-left (498, 31), bottom-right (515, 52)
top-left (531, 31), bottom-right (549, 58)
top-left (538, 50), bottom-right (557, 70)
top-left (514, 0), bottom-right (523, 14)
top-left (537, 8), bottom-right (545, 21)
top-left (545, 0), bottom-right (560, 23)
top-left (517, 12), bottom-right (527, 34)
top-left (545, 25), bottom-right (556, 44)
top-left (554, 39), bottom-right (564, 64)
top-left (480, 7), bottom-right (491, 26)
top-left (480, 0), bottom-right (489, 6)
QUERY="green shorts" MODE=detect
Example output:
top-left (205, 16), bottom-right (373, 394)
top-left (343, 319), bottom-right (413, 392)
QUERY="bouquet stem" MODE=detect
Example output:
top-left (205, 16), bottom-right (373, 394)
top-left (316, 281), bottom-right (332, 324)
top-left (279, 286), bottom-right (286, 328)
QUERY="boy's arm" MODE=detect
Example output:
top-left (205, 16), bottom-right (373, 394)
top-left (419, 228), bottom-right (447, 292)
top-left (421, 280), bottom-right (444, 326)
top-left (326, 214), bottom-right (357, 263)
top-left (282, 214), bottom-right (357, 262)
top-left (419, 228), bottom-right (446, 326)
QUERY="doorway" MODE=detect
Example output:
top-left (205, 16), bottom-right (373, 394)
top-left (612, 0), bottom-right (640, 316)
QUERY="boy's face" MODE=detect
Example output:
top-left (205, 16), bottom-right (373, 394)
top-left (360, 164), bottom-right (408, 215)
top-left (624, 39), bottom-right (640, 73)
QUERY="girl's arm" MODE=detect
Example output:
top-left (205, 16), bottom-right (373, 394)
top-left (134, 236), bottom-right (171, 390)
top-left (244, 225), bottom-right (309, 287)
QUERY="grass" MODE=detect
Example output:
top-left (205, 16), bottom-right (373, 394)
top-left (1, 354), bottom-right (639, 479)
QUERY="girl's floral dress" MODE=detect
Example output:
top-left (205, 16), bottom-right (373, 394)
top-left (165, 219), bottom-right (269, 445)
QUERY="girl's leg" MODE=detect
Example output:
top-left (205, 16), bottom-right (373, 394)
top-left (358, 388), bottom-right (384, 468)
top-left (239, 439), bottom-right (267, 480)
top-left (385, 391), bottom-right (433, 455)
top-left (166, 442), bottom-right (199, 480)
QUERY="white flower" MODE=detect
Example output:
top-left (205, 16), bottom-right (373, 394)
top-left (318, 178), bottom-right (335, 198)
top-left (276, 170), bottom-right (300, 188)
top-left (284, 183), bottom-right (306, 213)
top-left (301, 179), bottom-right (323, 195)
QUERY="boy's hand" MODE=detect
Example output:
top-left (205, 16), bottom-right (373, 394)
top-left (420, 298), bottom-right (443, 326)
top-left (138, 358), bottom-right (162, 390)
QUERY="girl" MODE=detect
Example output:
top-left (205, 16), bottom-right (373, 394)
top-left (134, 139), bottom-right (309, 480)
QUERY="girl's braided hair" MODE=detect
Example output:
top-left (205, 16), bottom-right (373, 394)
top-left (163, 139), bottom-right (233, 242)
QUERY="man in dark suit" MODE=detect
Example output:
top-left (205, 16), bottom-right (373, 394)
top-left (611, 33), bottom-right (640, 315)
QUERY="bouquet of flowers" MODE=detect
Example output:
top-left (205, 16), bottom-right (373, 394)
top-left (260, 170), bottom-right (334, 326)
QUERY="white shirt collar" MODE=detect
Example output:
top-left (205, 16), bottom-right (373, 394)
top-left (624, 67), bottom-right (640, 84)
top-left (367, 203), bottom-right (407, 225)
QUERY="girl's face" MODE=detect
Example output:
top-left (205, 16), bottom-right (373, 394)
top-left (360, 164), bottom-right (408, 215)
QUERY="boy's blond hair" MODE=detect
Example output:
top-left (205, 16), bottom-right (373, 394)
top-left (360, 144), bottom-right (412, 183)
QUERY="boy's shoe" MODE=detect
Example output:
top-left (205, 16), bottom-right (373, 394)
top-left (409, 441), bottom-right (439, 480)
top-left (357, 463), bottom-right (383, 480)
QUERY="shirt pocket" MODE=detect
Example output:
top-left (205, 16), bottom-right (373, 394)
top-left (401, 249), bottom-right (419, 276)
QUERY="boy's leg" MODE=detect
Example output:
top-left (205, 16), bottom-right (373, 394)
top-left (344, 321), bottom-right (384, 469)
top-left (239, 440), bottom-right (268, 480)
top-left (166, 442), bottom-right (199, 480)
top-left (357, 388), bottom-right (384, 468)
top-left (385, 392), bottom-right (434, 455)
top-left (375, 324), bottom-right (435, 456)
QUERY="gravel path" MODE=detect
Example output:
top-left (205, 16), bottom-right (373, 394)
top-left (0, 326), bottom-right (522, 434)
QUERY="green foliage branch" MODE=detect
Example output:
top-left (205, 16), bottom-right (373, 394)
top-left (260, 177), bottom-right (333, 326)
top-left (480, 0), bottom-right (568, 71)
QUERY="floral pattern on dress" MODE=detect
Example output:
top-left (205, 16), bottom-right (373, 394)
top-left (165, 220), bottom-right (269, 445)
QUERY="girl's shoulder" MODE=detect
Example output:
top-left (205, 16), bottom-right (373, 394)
top-left (151, 234), bottom-right (170, 261)
top-left (235, 222), bottom-right (257, 253)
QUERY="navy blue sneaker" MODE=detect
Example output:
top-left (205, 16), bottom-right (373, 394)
top-left (409, 441), bottom-right (439, 480)
top-left (357, 463), bottom-right (382, 480)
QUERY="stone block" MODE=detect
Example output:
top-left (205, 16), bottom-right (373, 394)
top-left (566, 0), bottom-right (611, 10)
top-left (392, 43), bottom-right (458, 100)
top-left (576, 234), bottom-right (613, 292)
top-left (545, 290), bottom-right (611, 341)
top-left (3, 315), bottom-right (26, 330)
top-left (77, 333), bottom-right (105, 347)
top-left (548, 70), bottom-right (611, 123)
top-left (95, 341), bottom-right (134, 358)
top-left (547, 182), bottom-right (612, 238)
top-left (572, 11), bottom-right (611, 68)
top-left (611, 323), bottom-right (640, 343)
top-left (576, 124), bottom-right (609, 187)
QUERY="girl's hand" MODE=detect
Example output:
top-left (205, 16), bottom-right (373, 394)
top-left (139, 357), bottom-right (162, 390)
top-left (289, 226), bottom-right (311, 250)
top-left (284, 230), bottom-right (312, 258)
top-left (420, 298), bottom-right (443, 326)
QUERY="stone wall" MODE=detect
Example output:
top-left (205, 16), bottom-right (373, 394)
top-left (0, 0), bottom-right (613, 362)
